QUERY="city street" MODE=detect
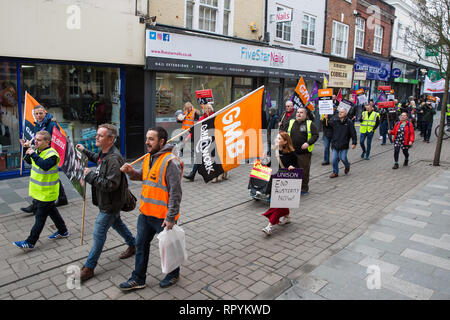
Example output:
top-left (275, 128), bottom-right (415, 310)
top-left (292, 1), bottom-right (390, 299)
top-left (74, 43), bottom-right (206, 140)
top-left (0, 123), bottom-right (449, 300)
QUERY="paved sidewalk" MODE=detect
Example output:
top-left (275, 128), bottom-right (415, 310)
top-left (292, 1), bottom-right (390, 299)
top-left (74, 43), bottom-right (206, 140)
top-left (0, 119), bottom-right (449, 300)
top-left (277, 169), bottom-right (450, 300)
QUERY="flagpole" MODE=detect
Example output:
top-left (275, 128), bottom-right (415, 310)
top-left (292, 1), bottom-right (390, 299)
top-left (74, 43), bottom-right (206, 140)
top-left (129, 86), bottom-right (266, 167)
top-left (20, 91), bottom-right (28, 175)
top-left (80, 157), bottom-right (88, 245)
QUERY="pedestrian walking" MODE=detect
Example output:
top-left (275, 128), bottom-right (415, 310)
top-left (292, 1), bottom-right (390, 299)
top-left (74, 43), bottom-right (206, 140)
top-left (321, 106), bottom-right (338, 165)
top-left (389, 112), bottom-right (414, 169)
top-left (279, 100), bottom-right (296, 132)
top-left (420, 101), bottom-right (436, 143)
top-left (329, 108), bottom-right (357, 178)
top-left (13, 131), bottom-right (69, 250)
top-left (359, 103), bottom-right (380, 160)
top-left (287, 108), bottom-right (319, 195)
top-left (119, 127), bottom-right (183, 291)
top-left (76, 124), bottom-right (136, 282)
top-left (261, 132), bottom-right (298, 235)
top-left (176, 102), bottom-right (200, 161)
top-left (20, 105), bottom-right (68, 214)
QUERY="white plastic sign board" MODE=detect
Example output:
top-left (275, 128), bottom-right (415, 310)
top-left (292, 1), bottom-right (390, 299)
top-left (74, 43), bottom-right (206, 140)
top-left (319, 99), bottom-right (334, 115)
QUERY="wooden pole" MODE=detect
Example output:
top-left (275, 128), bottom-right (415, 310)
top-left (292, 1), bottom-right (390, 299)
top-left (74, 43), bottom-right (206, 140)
top-left (80, 158), bottom-right (88, 245)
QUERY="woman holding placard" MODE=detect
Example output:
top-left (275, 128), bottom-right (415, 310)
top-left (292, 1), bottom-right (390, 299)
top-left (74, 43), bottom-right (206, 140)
top-left (261, 132), bottom-right (297, 235)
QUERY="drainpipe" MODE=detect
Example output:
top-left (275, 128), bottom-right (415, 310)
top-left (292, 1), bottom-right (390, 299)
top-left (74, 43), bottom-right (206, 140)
top-left (264, 0), bottom-right (269, 42)
top-left (322, 0), bottom-right (328, 53)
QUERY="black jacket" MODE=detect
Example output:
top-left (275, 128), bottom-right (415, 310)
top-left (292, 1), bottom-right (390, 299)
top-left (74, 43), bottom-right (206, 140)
top-left (279, 111), bottom-right (296, 132)
top-left (84, 145), bottom-right (125, 213)
top-left (322, 110), bottom-right (339, 138)
top-left (289, 120), bottom-right (319, 154)
top-left (421, 104), bottom-right (435, 122)
top-left (329, 116), bottom-right (357, 150)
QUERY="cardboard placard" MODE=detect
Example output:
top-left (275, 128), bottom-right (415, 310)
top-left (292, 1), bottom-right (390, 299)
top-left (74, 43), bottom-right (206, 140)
top-left (378, 86), bottom-right (391, 91)
top-left (195, 89), bottom-right (214, 105)
top-left (378, 101), bottom-right (396, 109)
top-left (270, 168), bottom-right (303, 208)
top-left (338, 99), bottom-right (353, 113)
top-left (319, 98), bottom-right (334, 115)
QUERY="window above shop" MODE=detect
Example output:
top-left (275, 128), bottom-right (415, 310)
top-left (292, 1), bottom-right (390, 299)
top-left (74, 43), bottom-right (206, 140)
top-left (355, 17), bottom-right (365, 49)
top-left (331, 20), bottom-right (349, 58)
top-left (275, 4), bottom-right (292, 42)
top-left (301, 14), bottom-right (316, 47)
top-left (373, 25), bottom-right (383, 54)
top-left (185, 0), bottom-right (234, 36)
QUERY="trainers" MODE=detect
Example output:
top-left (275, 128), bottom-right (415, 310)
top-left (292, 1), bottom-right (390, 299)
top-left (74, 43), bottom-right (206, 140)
top-left (48, 231), bottom-right (70, 240)
top-left (365, 156), bottom-right (370, 160)
top-left (279, 216), bottom-right (291, 225)
top-left (262, 225), bottom-right (273, 235)
top-left (360, 152), bottom-right (365, 158)
top-left (159, 273), bottom-right (179, 288)
top-left (119, 279), bottom-right (146, 291)
top-left (301, 191), bottom-right (308, 196)
top-left (13, 240), bottom-right (34, 250)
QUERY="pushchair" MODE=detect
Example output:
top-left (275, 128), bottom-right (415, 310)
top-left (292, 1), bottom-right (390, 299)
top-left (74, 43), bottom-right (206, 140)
top-left (248, 159), bottom-right (272, 203)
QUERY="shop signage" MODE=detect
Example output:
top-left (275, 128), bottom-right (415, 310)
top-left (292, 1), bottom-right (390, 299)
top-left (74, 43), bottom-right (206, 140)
top-left (276, 8), bottom-right (293, 23)
top-left (354, 55), bottom-right (391, 81)
top-left (353, 71), bottom-right (367, 81)
top-left (391, 68), bottom-right (402, 78)
top-left (329, 62), bottom-right (353, 88)
top-left (394, 78), bottom-right (419, 84)
top-left (145, 30), bottom-right (329, 78)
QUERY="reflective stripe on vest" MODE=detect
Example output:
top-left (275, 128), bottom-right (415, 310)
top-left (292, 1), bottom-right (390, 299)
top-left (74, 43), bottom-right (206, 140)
top-left (140, 152), bottom-right (183, 220)
top-left (360, 111), bottom-right (379, 133)
top-left (182, 110), bottom-right (196, 130)
top-left (29, 147), bottom-right (60, 202)
top-left (287, 119), bottom-right (314, 152)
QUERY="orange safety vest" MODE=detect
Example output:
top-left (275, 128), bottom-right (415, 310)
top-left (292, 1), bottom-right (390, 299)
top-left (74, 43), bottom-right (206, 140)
top-left (140, 152), bottom-right (183, 220)
top-left (181, 109), bottom-right (196, 130)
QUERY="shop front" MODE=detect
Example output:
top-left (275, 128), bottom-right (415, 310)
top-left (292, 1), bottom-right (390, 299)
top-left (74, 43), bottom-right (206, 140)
top-left (0, 58), bottom-right (125, 179)
top-left (354, 53), bottom-right (391, 102)
top-left (144, 27), bottom-right (329, 139)
top-left (390, 60), bottom-right (419, 102)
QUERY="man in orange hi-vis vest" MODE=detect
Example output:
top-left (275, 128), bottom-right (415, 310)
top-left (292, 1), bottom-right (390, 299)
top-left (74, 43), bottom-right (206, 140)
top-left (176, 102), bottom-right (200, 162)
top-left (118, 127), bottom-right (183, 291)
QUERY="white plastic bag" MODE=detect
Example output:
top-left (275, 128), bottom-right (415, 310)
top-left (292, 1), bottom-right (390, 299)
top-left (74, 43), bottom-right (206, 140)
top-left (157, 225), bottom-right (188, 274)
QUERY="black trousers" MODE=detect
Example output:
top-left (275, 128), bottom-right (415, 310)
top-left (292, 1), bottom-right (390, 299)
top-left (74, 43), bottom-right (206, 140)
top-left (26, 200), bottom-right (68, 245)
top-left (394, 146), bottom-right (409, 163)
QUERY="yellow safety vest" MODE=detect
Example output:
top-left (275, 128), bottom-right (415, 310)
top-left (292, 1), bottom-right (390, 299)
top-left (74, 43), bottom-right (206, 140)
top-left (140, 152), bottom-right (183, 220)
top-left (446, 104), bottom-right (450, 116)
top-left (287, 119), bottom-right (314, 152)
top-left (29, 147), bottom-right (60, 202)
top-left (360, 111), bottom-right (379, 133)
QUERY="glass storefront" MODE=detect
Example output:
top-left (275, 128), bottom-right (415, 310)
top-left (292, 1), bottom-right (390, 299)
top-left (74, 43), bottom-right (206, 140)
top-left (21, 63), bottom-right (121, 154)
top-left (155, 73), bottom-right (235, 138)
top-left (0, 61), bottom-right (20, 172)
top-left (0, 60), bottom-right (122, 178)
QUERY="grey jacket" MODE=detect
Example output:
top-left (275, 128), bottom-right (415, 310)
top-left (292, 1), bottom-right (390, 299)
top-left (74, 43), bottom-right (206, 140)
top-left (130, 144), bottom-right (182, 223)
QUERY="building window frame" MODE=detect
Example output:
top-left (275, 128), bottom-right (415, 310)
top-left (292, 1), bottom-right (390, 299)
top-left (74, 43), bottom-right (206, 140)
top-left (301, 13), bottom-right (316, 47)
top-left (185, 0), bottom-right (234, 36)
top-left (275, 4), bottom-right (292, 43)
top-left (331, 20), bottom-right (349, 58)
top-left (355, 17), bottom-right (365, 49)
top-left (373, 25), bottom-right (383, 54)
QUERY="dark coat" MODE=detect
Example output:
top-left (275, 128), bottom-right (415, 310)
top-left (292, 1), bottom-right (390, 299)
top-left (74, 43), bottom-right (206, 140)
top-left (84, 145), bottom-right (125, 214)
top-left (34, 113), bottom-right (59, 136)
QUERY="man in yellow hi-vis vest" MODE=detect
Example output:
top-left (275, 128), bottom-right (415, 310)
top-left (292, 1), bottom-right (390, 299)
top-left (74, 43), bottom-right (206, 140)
top-left (13, 131), bottom-right (69, 250)
top-left (287, 108), bottom-right (319, 195)
top-left (446, 104), bottom-right (450, 128)
top-left (359, 103), bottom-right (380, 160)
top-left (119, 126), bottom-right (183, 291)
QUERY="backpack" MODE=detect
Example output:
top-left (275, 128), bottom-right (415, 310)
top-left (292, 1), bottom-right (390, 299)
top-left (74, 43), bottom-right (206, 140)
top-left (120, 171), bottom-right (137, 212)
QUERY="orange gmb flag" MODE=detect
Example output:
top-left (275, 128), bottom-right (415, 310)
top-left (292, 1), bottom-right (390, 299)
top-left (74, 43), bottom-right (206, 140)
top-left (193, 86), bottom-right (265, 183)
top-left (23, 92), bottom-right (65, 140)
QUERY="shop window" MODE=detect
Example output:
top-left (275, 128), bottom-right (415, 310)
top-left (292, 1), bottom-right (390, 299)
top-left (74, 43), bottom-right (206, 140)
top-left (155, 73), bottom-right (232, 138)
top-left (21, 63), bottom-right (121, 154)
top-left (0, 61), bottom-right (20, 172)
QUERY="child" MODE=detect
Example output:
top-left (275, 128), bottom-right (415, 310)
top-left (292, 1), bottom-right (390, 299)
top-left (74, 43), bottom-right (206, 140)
top-left (262, 132), bottom-right (297, 235)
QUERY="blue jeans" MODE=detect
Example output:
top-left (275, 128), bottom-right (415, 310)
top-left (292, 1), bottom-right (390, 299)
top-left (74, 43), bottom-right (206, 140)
top-left (323, 136), bottom-right (331, 163)
top-left (131, 214), bottom-right (180, 285)
top-left (379, 120), bottom-right (393, 144)
top-left (85, 211), bottom-right (135, 269)
top-left (332, 149), bottom-right (350, 175)
top-left (360, 131), bottom-right (374, 157)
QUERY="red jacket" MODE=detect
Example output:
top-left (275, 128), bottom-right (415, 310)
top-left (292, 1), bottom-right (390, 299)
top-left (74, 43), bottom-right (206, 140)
top-left (391, 121), bottom-right (415, 146)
